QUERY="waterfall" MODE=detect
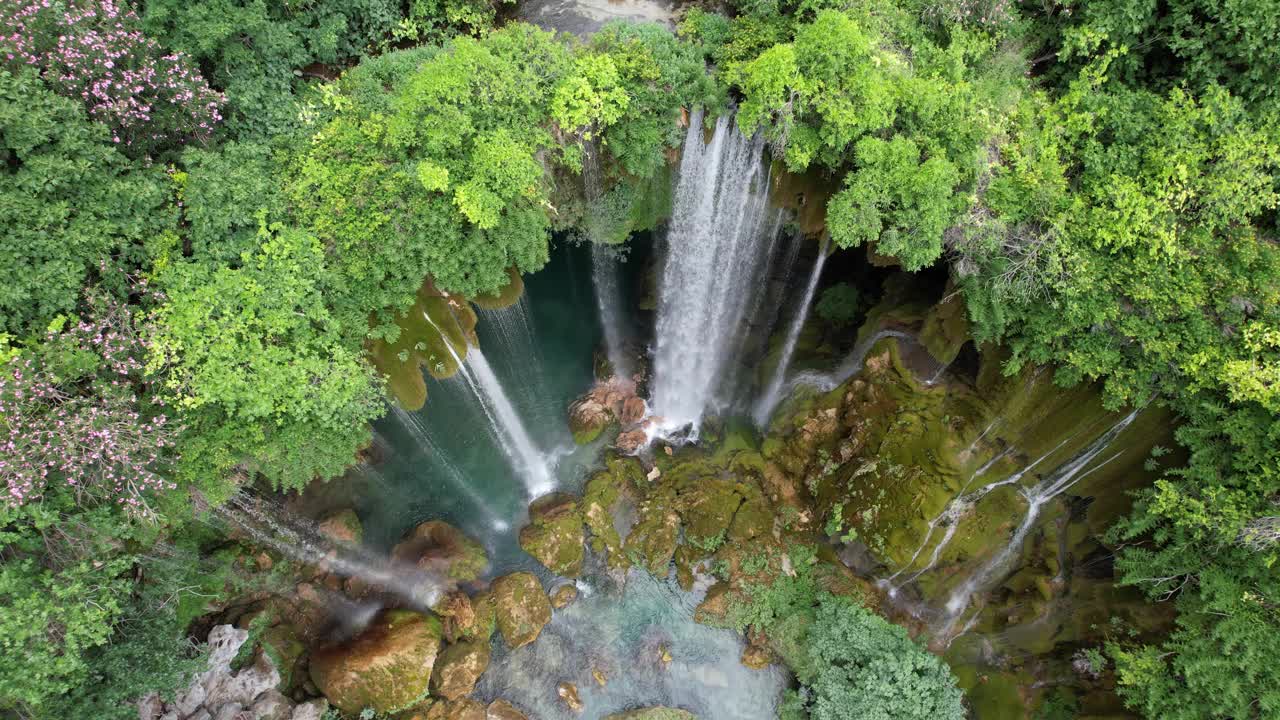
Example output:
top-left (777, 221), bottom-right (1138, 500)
top-left (753, 239), bottom-right (828, 426)
top-left (650, 108), bottom-right (781, 431)
top-left (216, 496), bottom-right (447, 608)
top-left (935, 409), bottom-right (1141, 636)
top-left (423, 311), bottom-right (555, 497)
top-left (591, 245), bottom-right (632, 379)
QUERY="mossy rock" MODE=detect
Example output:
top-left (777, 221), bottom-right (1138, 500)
top-left (583, 460), bottom-right (635, 571)
top-left (261, 624), bottom-right (305, 691)
top-left (675, 476), bottom-right (743, 550)
top-left (490, 572), bottom-right (552, 648)
top-left (368, 281), bottom-right (477, 411)
top-left (317, 508), bottom-right (363, 545)
top-left (673, 544), bottom-right (702, 591)
top-left (518, 493), bottom-right (586, 577)
top-left (391, 521), bottom-right (489, 583)
top-left (462, 591), bottom-right (497, 642)
top-left (486, 700), bottom-right (529, 720)
top-left (604, 709), bottom-right (698, 720)
top-left (470, 267), bottom-right (524, 310)
top-left (625, 486), bottom-right (680, 577)
top-left (310, 609), bottom-right (442, 715)
top-left (727, 481), bottom-right (774, 542)
top-left (430, 640), bottom-right (491, 700)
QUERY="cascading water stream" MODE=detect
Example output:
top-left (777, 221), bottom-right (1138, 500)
top-left (216, 495), bottom-right (447, 608)
top-left (650, 108), bottom-right (781, 432)
top-left (591, 245), bottom-right (632, 379)
top-left (423, 311), bottom-right (555, 498)
top-left (935, 408), bottom-right (1142, 637)
top-left (788, 329), bottom-right (912, 395)
top-left (753, 239), bottom-right (829, 427)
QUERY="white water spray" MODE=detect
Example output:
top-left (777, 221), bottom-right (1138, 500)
top-left (650, 108), bottom-right (781, 432)
top-left (753, 239), bottom-right (828, 427)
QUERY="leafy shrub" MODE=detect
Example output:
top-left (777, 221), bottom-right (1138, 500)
top-left (815, 283), bottom-right (860, 328)
top-left (1, 0), bottom-right (224, 155)
top-left (800, 594), bottom-right (965, 720)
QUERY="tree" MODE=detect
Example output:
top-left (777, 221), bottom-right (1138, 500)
top-left (799, 595), bottom-right (965, 720)
top-left (147, 222), bottom-right (382, 494)
top-left (0, 69), bottom-right (171, 336)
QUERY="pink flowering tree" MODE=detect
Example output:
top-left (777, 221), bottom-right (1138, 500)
top-left (0, 0), bottom-right (223, 154)
top-left (0, 290), bottom-right (176, 520)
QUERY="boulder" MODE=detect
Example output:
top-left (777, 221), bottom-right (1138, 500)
top-left (569, 395), bottom-right (614, 444)
top-left (625, 488), bottom-right (680, 576)
top-left (486, 699), bottom-right (529, 720)
top-left (557, 682), bottom-right (583, 713)
top-left (317, 509), bottom-right (363, 545)
top-left (290, 700), bottom-right (328, 720)
top-left (551, 583), bottom-right (579, 609)
top-left (490, 572), bottom-right (552, 648)
top-left (604, 709), bottom-right (697, 720)
top-left (621, 396), bottom-right (647, 425)
top-left (310, 610), bottom-right (442, 715)
top-left (430, 640), bottom-right (491, 700)
top-left (518, 493), bottom-right (585, 577)
top-left (392, 521), bottom-right (488, 582)
top-left (426, 698), bottom-right (486, 720)
top-left (616, 429), bottom-right (647, 454)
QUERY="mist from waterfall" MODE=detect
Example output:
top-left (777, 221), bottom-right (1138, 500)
top-left (650, 108), bottom-right (783, 431)
top-left (216, 495), bottom-right (447, 609)
top-left (753, 239), bottom-right (828, 427)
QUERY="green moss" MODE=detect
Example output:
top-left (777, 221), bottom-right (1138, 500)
top-left (518, 493), bottom-right (585, 577)
top-left (470, 268), bottom-right (524, 310)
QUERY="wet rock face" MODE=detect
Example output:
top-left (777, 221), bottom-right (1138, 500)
top-left (391, 520), bottom-right (489, 583)
top-left (518, 493), bottom-right (586, 577)
top-left (309, 610), bottom-right (442, 715)
top-left (430, 640), bottom-right (491, 700)
top-left (490, 572), bottom-right (552, 648)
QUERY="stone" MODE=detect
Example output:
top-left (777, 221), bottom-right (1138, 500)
top-left (391, 521), bottom-right (488, 582)
top-left (518, 493), bottom-right (585, 577)
top-left (317, 509), bottom-right (363, 545)
top-left (290, 700), bottom-right (328, 720)
top-left (187, 710), bottom-right (212, 720)
top-left (490, 572), bottom-right (552, 648)
top-left (430, 640), bottom-right (491, 700)
top-left (137, 693), bottom-right (163, 720)
top-left (436, 590), bottom-right (477, 642)
top-left (261, 624), bottom-right (305, 691)
top-left (625, 488), bottom-right (680, 576)
top-left (309, 609), bottom-right (442, 715)
top-left (218, 653), bottom-right (280, 707)
top-left (426, 698), bottom-right (486, 720)
top-left (557, 682), bottom-right (583, 713)
top-left (603, 708), bottom-right (697, 720)
top-left (212, 704), bottom-right (243, 720)
top-left (174, 680), bottom-right (207, 717)
top-left (593, 669), bottom-right (608, 686)
top-left (569, 395), bottom-right (613, 444)
top-left (616, 429), bottom-right (647, 454)
top-left (247, 689), bottom-right (293, 720)
top-left (486, 699), bottom-right (528, 720)
top-left (740, 644), bottom-right (772, 670)
top-left (622, 396), bottom-right (646, 425)
top-left (551, 583), bottom-right (579, 609)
